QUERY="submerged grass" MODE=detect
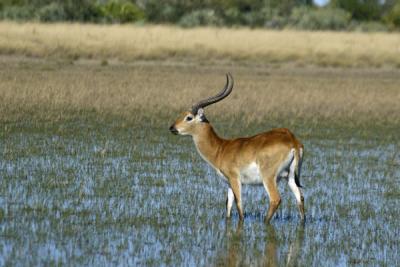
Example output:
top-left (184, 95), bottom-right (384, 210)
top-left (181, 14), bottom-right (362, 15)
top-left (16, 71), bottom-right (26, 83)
top-left (0, 58), bottom-right (399, 266)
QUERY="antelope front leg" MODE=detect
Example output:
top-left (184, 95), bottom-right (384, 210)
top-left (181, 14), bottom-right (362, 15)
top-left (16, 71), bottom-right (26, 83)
top-left (226, 188), bottom-right (235, 218)
top-left (228, 176), bottom-right (244, 221)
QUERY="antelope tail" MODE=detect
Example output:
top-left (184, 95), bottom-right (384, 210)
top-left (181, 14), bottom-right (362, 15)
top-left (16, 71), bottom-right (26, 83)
top-left (294, 147), bottom-right (303, 188)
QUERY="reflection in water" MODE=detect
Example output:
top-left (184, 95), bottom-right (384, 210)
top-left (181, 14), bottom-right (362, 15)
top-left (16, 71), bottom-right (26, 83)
top-left (263, 225), bottom-right (278, 267)
top-left (220, 221), bottom-right (305, 267)
top-left (285, 224), bottom-right (304, 267)
top-left (224, 221), bottom-right (244, 267)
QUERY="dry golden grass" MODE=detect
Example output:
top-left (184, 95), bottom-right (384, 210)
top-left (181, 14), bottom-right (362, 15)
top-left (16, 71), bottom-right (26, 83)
top-left (1, 22), bottom-right (400, 67)
top-left (1, 57), bottom-right (399, 125)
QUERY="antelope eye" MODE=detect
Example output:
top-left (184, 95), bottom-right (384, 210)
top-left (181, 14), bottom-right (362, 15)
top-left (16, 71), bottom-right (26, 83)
top-left (186, 116), bottom-right (193, 121)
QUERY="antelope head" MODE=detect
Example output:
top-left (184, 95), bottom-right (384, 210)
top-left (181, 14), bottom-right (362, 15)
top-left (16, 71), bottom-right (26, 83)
top-left (169, 73), bottom-right (234, 136)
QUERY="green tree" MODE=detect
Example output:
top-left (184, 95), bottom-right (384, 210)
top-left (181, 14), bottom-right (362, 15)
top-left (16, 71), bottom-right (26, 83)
top-left (330, 0), bottom-right (383, 21)
top-left (60, 0), bottom-right (101, 22)
top-left (384, 0), bottom-right (400, 27)
top-left (269, 0), bottom-right (313, 16)
top-left (99, 0), bottom-right (145, 23)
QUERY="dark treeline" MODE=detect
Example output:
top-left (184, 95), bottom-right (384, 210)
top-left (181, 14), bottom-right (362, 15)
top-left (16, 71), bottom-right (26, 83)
top-left (1, 0), bottom-right (400, 31)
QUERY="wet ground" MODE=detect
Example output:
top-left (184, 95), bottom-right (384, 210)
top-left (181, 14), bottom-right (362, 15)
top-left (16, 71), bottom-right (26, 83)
top-left (0, 116), bottom-right (398, 266)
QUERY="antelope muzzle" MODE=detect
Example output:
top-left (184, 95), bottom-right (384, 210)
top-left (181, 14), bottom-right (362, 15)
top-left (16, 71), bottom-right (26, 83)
top-left (169, 124), bottom-right (179, 135)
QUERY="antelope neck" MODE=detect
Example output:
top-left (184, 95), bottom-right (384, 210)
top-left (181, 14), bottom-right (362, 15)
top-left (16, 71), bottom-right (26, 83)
top-left (192, 124), bottom-right (225, 169)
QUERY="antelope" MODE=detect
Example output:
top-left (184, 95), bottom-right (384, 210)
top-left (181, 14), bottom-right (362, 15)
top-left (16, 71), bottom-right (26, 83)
top-left (169, 73), bottom-right (305, 223)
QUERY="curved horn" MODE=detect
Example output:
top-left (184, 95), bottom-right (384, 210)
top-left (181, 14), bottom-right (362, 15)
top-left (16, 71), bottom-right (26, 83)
top-left (192, 73), bottom-right (234, 115)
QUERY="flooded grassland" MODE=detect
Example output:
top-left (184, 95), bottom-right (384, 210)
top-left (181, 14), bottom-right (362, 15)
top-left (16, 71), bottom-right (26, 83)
top-left (0, 59), bottom-right (399, 266)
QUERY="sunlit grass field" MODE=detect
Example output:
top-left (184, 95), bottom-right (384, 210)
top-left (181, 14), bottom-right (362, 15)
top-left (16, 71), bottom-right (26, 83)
top-left (1, 56), bottom-right (399, 124)
top-left (1, 22), bottom-right (400, 67)
top-left (0, 56), bottom-right (399, 265)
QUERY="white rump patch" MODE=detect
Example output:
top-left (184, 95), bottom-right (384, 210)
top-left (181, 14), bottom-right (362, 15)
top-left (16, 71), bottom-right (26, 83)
top-left (276, 148), bottom-right (295, 179)
top-left (288, 177), bottom-right (302, 203)
top-left (288, 149), bottom-right (302, 203)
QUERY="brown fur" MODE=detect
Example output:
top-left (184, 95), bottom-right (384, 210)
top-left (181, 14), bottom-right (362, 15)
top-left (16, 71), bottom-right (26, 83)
top-left (171, 111), bottom-right (305, 222)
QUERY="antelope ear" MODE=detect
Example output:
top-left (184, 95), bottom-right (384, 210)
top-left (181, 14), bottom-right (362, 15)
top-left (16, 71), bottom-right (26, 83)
top-left (197, 108), bottom-right (205, 116)
top-left (197, 108), bottom-right (209, 123)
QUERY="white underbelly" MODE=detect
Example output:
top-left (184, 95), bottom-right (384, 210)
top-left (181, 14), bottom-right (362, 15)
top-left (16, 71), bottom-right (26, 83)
top-left (213, 149), bottom-right (295, 186)
top-left (239, 162), bottom-right (263, 185)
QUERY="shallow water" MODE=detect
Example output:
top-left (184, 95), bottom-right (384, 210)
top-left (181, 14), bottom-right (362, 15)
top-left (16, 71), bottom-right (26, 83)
top-left (0, 118), bottom-right (399, 266)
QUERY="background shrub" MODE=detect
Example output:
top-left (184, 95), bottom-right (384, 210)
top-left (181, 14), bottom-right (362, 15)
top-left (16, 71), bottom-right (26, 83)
top-left (263, 8), bottom-right (289, 29)
top-left (37, 3), bottom-right (67, 22)
top-left (289, 7), bottom-right (351, 30)
top-left (0, 0), bottom-right (398, 31)
top-left (61, 0), bottom-right (102, 22)
top-left (350, 21), bottom-right (388, 32)
top-left (221, 5), bottom-right (269, 27)
top-left (0, 5), bottom-right (35, 21)
top-left (384, 2), bottom-right (400, 28)
top-left (179, 9), bottom-right (223, 28)
top-left (331, 0), bottom-right (383, 21)
top-left (99, 0), bottom-right (145, 23)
